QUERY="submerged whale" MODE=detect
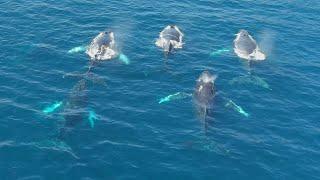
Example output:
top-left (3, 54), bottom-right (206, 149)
top-left (155, 25), bottom-right (184, 55)
top-left (234, 30), bottom-right (266, 61)
top-left (86, 31), bottom-right (118, 60)
top-left (58, 79), bottom-right (93, 139)
top-left (193, 71), bottom-right (217, 131)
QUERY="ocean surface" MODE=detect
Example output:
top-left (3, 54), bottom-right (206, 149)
top-left (1, 0), bottom-right (320, 179)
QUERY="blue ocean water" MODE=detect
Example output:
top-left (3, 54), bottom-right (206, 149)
top-left (1, 0), bottom-right (320, 179)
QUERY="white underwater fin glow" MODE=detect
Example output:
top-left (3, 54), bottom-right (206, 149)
top-left (210, 48), bottom-right (230, 57)
top-left (225, 99), bottom-right (249, 117)
top-left (43, 101), bottom-right (63, 114)
top-left (159, 92), bottom-right (192, 104)
top-left (88, 110), bottom-right (98, 128)
top-left (68, 46), bottom-right (87, 54)
top-left (118, 53), bottom-right (130, 65)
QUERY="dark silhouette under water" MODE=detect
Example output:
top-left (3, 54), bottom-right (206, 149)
top-left (58, 78), bottom-right (89, 140)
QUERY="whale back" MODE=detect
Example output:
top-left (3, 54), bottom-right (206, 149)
top-left (194, 71), bottom-right (216, 108)
top-left (162, 26), bottom-right (180, 42)
top-left (61, 79), bottom-right (88, 133)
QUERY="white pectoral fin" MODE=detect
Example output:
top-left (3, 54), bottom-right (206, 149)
top-left (88, 110), bottom-right (98, 128)
top-left (118, 53), bottom-right (130, 65)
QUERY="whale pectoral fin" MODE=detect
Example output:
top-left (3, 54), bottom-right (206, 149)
top-left (68, 45), bottom-right (87, 54)
top-left (88, 110), bottom-right (98, 128)
top-left (33, 139), bottom-right (79, 159)
top-left (118, 53), bottom-right (130, 65)
top-left (159, 92), bottom-right (192, 104)
top-left (210, 48), bottom-right (230, 57)
top-left (224, 99), bottom-right (249, 117)
top-left (42, 101), bottom-right (63, 114)
top-left (229, 75), bottom-right (271, 90)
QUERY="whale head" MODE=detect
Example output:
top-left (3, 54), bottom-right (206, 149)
top-left (197, 71), bottom-right (217, 84)
top-left (236, 29), bottom-right (250, 39)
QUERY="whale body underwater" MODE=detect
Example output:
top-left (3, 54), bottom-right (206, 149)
top-left (58, 79), bottom-right (90, 139)
top-left (193, 71), bottom-right (216, 131)
top-left (61, 27), bottom-right (266, 137)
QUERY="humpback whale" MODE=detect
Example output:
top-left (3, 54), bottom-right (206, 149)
top-left (86, 31), bottom-right (118, 60)
top-left (193, 71), bottom-right (216, 131)
top-left (155, 25), bottom-right (184, 55)
top-left (234, 30), bottom-right (266, 61)
top-left (58, 79), bottom-right (97, 139)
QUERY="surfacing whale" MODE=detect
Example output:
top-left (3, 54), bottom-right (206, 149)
top-left (86, 31), bottom-right (118, 60)
top-left (155, 25), bottom-right (184, 55)
top-left (234, 30), bottom-right (266, 61)
top-left (193, 71), bottom-right (216, 132)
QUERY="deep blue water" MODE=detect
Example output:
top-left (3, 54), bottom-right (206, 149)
top-left (1, 0), bottom-right (320, 179)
